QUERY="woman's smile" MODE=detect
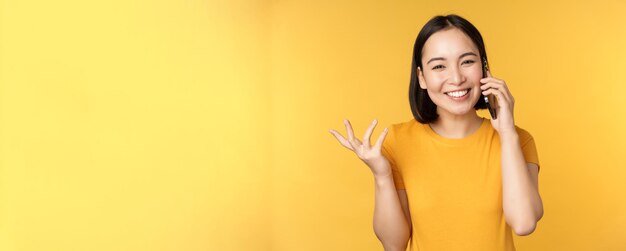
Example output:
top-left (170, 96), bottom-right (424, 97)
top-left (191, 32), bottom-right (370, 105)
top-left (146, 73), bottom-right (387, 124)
top-left (444, 88), bottom-right (471, 101)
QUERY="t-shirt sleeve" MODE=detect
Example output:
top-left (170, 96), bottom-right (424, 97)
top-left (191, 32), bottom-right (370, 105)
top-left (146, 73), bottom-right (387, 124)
top-left (381, 124), bottom-right (405, 189)
top-left (517, 127), bottom-right (541, 173)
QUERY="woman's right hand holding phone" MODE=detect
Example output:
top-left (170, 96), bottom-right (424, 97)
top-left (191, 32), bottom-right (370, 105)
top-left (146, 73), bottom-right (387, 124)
top-left (329, 119), bottom-right (391, 178)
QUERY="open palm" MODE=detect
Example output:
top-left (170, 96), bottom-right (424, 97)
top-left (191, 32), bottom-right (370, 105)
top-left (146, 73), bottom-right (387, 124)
top-left (329, 119), bottom-right (391, 177)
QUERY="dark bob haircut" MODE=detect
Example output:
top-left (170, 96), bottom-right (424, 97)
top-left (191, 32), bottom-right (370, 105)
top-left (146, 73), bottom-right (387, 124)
top-left (409, 14), bottom-right (490, 124)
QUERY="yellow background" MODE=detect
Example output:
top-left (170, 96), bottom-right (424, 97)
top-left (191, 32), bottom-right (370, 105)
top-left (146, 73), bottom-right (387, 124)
top-left (1, 0), bottom-right (625, 250)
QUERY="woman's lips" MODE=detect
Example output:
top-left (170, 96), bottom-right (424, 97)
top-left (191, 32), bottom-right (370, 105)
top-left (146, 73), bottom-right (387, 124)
top-left (445, 88), bottom-right (470, 100)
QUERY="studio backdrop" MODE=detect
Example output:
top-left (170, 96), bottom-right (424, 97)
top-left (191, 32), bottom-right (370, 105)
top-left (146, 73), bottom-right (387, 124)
top-left (1, 0), bottom-right (625, 250)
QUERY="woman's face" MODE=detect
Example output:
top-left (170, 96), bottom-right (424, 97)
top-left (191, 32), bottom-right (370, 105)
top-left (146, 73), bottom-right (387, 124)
top-left (418, 27), bottom-right (484, 117)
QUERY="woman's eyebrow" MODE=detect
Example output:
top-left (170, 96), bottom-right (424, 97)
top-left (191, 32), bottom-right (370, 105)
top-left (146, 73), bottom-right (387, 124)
top-left (426, 52), bottom-right (478, 64)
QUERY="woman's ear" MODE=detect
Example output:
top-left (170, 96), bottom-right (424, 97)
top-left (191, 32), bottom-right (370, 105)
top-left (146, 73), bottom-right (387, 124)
top-left (417, 67), bottom-right (427, 89)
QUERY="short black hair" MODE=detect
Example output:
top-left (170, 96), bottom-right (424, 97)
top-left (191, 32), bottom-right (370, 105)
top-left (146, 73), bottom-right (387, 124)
top-left (409, 14), bottom-right (489, 124)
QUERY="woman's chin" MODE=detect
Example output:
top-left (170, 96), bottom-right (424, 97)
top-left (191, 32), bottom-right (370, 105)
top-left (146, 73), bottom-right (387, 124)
top-left (437, 107), bottom-right (472, 116)
top-left (437, 102), bottom-right (479, 116)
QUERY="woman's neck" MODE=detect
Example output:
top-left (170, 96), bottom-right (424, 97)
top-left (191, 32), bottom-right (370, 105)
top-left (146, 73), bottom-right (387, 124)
top-left (429, 110), bottom-right (483, 139)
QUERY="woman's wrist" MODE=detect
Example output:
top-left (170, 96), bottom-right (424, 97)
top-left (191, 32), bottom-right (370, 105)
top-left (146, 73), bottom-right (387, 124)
top-left (374, 171), bottom-right (394, 186)
top-left (499, 130), bottom-right (519, 142)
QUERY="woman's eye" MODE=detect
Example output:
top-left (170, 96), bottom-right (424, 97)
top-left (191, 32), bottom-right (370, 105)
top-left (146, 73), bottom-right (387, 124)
top-left (463, 60), bottom-right (475, 64)
top-left (432, 65), bottom-right (444, 70)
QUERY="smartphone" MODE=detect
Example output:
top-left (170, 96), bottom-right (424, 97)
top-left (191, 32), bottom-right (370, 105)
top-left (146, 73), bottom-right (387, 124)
top-left (482, 58), bottom-right (498, 119)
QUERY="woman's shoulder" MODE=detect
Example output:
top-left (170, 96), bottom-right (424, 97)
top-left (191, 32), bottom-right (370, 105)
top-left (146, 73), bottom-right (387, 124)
top-left (512, 124), bottom-right (536, 142)
top-left (388, 118), bottom-right (423, 135)
top-left (482, 118), bottom-right (534, 139)
top-left (515, 125), bottom-right (532, 137)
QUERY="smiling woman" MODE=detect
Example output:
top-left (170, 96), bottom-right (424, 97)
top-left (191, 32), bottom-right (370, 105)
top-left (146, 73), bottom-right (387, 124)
top-left (417, 28), bottom-right (486, 128)
top-left (330, 14), bottom-right (542, 251)
top-left (410, 17), bottom-right (490, 126)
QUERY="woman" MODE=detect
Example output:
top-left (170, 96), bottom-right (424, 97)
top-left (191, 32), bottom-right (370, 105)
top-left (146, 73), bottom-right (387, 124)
top-left (329, 14), bottom-right (542, 251)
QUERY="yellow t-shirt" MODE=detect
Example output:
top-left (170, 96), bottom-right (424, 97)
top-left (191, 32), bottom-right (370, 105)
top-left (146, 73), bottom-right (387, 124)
top-left (381, 117), bottom-right (540, 251)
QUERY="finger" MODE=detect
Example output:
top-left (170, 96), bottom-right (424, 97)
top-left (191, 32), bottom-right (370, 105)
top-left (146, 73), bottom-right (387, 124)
top-left (480, 81), bottom-right (509, 95)
top-left (482, 88), bottom-right (503, 104)
top-left (362, 119), bottom-right (378, 148)
top-left (482, 81), bottom-right (513, 104)
top-left (353, 138), bottom-right (363, 145)
top-left (482, 88), bottom-right (509, 108)
top-left (373, 127), bottom-right (389, 151)
top-left (349, 137), bottom-right (363, 153)
top-left (347, 138), bottom-right (358, 151)
top-left (480, 77), bottom-right (504, 85)
top-left (497, 84), bottom-right (513, 104)
top-left (329, 129), bottom-right (354, 150)
top-left (486, 69), bottom-right (492, 78)
top-left (482, 80), bottom-right (513, 103)
top-left (479, 82), bottom-right (505, 94)
top-left (480, 81), bottom-right (494, 91)
top-left (343, 119), bottom-right (361, 151)
top-left (500, 83), bottom-right (514, 104)
top-left (344, 119), bottom-right (355, 141)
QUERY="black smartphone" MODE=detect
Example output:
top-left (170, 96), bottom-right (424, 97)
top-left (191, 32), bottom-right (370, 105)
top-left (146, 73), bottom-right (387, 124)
top-left (482, 58), bottom-right (498, 119)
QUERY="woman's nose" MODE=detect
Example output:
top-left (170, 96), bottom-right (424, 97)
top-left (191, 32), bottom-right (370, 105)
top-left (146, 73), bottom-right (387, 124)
top-left (448, 66), bottom-right (465, 85)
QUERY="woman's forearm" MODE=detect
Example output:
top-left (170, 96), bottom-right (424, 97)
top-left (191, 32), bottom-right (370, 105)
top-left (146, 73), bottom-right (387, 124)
top-left (500, 132), bottom-right (543, 236)
top-left (372, 168), bottom-right (411, 250)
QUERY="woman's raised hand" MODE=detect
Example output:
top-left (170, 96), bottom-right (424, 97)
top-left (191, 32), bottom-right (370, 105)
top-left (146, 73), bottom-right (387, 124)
top-left (329, 118), bottom-right (391, 178)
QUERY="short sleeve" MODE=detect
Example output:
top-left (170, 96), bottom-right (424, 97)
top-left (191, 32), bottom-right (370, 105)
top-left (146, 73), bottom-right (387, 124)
top-left (381, 124), bottom-right (405, 189)
top-left (517, 127), bottom-right (541, 173)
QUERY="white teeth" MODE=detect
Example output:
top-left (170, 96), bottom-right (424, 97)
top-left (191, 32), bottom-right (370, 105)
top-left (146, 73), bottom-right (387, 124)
top-left (446, 89), bottom-right (469, 97)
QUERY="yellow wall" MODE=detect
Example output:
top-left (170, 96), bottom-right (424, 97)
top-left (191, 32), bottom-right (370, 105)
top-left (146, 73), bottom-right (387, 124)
top-left (1, 0), bottom-right (625, 250)
top-left (1, 0), bottom-right (272, 250)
